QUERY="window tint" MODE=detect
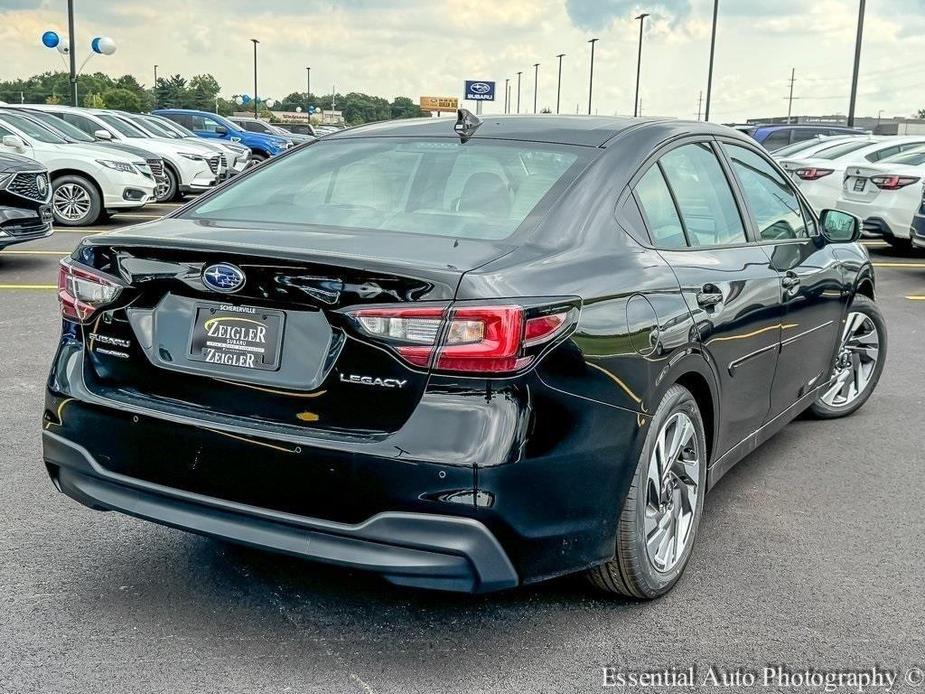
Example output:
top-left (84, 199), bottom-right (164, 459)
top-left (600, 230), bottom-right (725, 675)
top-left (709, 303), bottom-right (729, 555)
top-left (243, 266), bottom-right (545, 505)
top-left (660, 143), bottom-right (747, 247)
top-left (815, 140), bottom-right (872, 160)
top-left (635, 165), bottom-right (687, 249)
top-left (59, 112), bottom-right (99, 136)
top-left (790, 129), bottom-right (820, 144)
top-left (881, 149), bottom-right (925, 166)
top-left (724, 144), bottom-right (808, 241)
top-left (866, 144), bottom-right (902, 162)
top-left (186, 139), bottom-right (584, 241)
top-left (762, 130), bottom-right (791, 150)
top-left (0, 113), bottom-right (67, 144)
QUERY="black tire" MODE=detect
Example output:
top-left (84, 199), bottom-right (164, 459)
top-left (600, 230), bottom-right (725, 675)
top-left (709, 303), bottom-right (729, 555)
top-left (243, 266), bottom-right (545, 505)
top-left (809, 295), bottom-right (886, 419)
top-left (51, 174), bottom-right (102, 227)
top-left (157, 165), bottom-right (180, 203)
top-left (586, 384), bottom-right (707, 599)
top-left (249, 152), bottom-right (268, 163)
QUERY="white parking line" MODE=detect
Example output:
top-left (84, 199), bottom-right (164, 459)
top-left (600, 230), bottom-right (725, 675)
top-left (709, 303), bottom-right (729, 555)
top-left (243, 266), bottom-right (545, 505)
top-left (0, 284), bottom-right (56, 290)
top-left (1, 250), bottom-right (69, 255)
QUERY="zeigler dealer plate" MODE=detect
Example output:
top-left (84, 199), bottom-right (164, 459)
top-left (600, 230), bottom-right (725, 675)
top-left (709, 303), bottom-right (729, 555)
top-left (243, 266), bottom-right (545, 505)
top-left (188, 303), bottom-right (285, 371)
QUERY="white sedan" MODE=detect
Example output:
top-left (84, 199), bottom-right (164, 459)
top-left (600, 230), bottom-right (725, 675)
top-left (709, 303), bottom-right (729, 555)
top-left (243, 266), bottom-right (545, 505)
top-left (779, 136), bottom-right (925, 213)
top-left (835, 147), bottom-right (925, 249)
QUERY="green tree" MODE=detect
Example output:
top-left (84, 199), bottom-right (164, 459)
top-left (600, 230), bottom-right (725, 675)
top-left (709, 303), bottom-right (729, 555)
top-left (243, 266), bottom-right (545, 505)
top-left (187, 74), bottom-right (221, 111)
top-left (154, 74), bottom-right (188, 109)
top-left (390, 96), bottom-right (423, 119)
top-left (103, 87), bottom-right (142, 112)
top-left (83, 92), bottom-right (106, 108)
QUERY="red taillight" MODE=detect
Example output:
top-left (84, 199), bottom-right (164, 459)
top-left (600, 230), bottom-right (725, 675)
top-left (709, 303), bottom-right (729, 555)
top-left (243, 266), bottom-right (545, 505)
top-left (870, 174), bottom-right (920, 190)
top-left (794, 167), bottom-right (835, 181)
top-left (58, 260), bottom-right (122, 322)
top-left (348, 303), bottom-right (575, 374)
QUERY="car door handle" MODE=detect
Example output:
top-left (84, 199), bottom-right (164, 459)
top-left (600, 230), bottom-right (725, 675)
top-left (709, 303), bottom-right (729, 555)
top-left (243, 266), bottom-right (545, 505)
top-left (696, 285), bottom-right (724, 307)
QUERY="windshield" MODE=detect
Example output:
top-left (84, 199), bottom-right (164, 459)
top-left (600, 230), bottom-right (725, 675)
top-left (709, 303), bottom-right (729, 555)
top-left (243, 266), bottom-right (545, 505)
top-left (96, 113), bottom-right (148, 138)
top-left (773, 138), bottom-right (848, 158)
top-left (0, 112), bottom-right (68, 144)
top-left (880, 149), bottom-right (925, 166)
top-left (814, 140), bottom-right (874, 160)
top-left (135, 116), bottom-right (178, 138)
top-left (17, 110), bottom-right (95, 143)
top-left (149, 115), bottom-right (195, 138)
top-left (185, 138), bottom-right (587, 241)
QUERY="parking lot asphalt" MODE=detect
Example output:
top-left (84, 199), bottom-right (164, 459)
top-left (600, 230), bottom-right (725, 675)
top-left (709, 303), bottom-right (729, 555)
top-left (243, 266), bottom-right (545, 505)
top-left (1, 205), bottom-right (923, 693)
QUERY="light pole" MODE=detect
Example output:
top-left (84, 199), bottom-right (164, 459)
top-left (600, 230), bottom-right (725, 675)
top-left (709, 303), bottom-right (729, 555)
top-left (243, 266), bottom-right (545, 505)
top-left (533, 63), bottom-right (539, 113)
top-left (153, 64), bottom-right (158, 107)
top-left (306, 66), bottom-right (311, 99)
top-left (67, 0), bottom-right (77, 105)
top-left (504, 78), bottom-right (510, 113)
top-left (555, 53), bottom-right (565, 114)
top-left (587, 38), bottom-right (599, 115)
top-left (250, 38), bottom-right (260, 118)
top-left (704, 0), bottom-right (719, 121)
top-left (634, 13), bottom-right (649, 118)
top-left (847, 0), bottom-right (866, 128)
top-left (516, 71), bottom-right (522, 113)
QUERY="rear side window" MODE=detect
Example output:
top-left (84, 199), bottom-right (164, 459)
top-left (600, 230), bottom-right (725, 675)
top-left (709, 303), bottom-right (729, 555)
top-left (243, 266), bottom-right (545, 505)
top-left (635, 166), bottom-right (687, 249)
top-left (724, 144), bottom-right (808, 241)
top-left (761, 130), bottom-right (791, 151)
top-left (815, 140), bottom-right (872, 160)
top-left (659, 143), bottom-right (747, 247)
top-left (186, 139), bottom-right (585, 241)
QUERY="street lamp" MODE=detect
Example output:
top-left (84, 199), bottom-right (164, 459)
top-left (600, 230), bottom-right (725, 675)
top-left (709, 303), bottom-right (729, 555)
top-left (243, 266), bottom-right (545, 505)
top-left (153, 64), bottom-right (158, 106)
top-left (587, 38), bottom-right (599, 115)
top-left (306, 66), bottom-right (311, 99)
top-left (504, 77), bottom-right (510, 113)
top-left (533, 63), bottom-right (540, 114)
top-left (634, 13), bottom-right (649, 118)
top-left (250, 38), bottom-right (260, 118)
top-left (555, 53), bottom-right (565, 114)
top-left (516, 71), bottom-right (522, 114)
top-left (847, 0), bottom-right (866, 128)
top-left (704, 0), bottom-right (719, 121)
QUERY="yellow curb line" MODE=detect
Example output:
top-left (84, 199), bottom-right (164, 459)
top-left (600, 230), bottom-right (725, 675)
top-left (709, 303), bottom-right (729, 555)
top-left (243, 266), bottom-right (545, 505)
top-left (907, 295), bottom-right (925, 301)
top-left (872, 262), bottom-right (925, 268)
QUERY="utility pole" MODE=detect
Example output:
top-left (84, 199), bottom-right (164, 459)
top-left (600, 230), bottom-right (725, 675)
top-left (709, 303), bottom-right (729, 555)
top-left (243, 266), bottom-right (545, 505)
top-left (153, 64), bottom-right (158, 107)
top-left (786, 68), bottom-right (796, 123)
top-left (587, 38), bottom-right (599, 115)
top-left (504, 78), bottom-right (510, 113)
top-left (250, 38), bottom-right (259, 118)
top-left (847, 0), bottom-right (866, 127)
top-left (555, 53), bottom-right (565, 114)
top-left (67, 0), bottom-right (77, 106)
top-left (516, 71), bottom-right (522, 113)
top-left (533, 63), bottom-right (539, 113)
top-left (634, 13), bottom-right (649, 118)
top-left (704, 0), bottom-right (719, 121)
top-left (306, 67), bottom-right (310, 99)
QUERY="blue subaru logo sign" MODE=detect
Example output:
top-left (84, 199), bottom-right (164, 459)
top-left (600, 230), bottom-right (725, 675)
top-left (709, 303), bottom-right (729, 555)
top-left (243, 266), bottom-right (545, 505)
top-left (202, 263), bottom-right (246, 293)
top-left (465, 80), bottom-right (496, 102)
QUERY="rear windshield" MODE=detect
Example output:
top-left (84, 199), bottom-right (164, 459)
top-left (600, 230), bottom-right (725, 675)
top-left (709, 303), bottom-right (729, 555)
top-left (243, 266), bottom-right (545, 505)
top-left (185, 138), bottom-right (587, 240)
top-left (814, 140), bottom-right (873, 160)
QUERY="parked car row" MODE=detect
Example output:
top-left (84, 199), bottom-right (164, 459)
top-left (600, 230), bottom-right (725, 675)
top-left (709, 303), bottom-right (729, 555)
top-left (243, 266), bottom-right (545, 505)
top-left (773, 134), bottom-right (925, 250)
top-left (0, 106), bottom-right (302, 228)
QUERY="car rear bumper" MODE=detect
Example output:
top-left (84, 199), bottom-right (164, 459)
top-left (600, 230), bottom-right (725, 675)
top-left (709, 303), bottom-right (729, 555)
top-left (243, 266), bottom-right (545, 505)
top-left (43, 429), bottom-right (518, 593)
top-left (912, 215), bottom-right (925, 249)
top-left (836, 199), bottom-right (913, 240)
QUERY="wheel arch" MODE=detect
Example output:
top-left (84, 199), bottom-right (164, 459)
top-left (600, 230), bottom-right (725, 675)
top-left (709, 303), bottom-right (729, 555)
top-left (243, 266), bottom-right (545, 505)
top-left (855, 274), bottom-right (875, 301)
top-left (654, 353), bottom-right (720, 467)
top-left (49, 168), bottom-right (104, 204)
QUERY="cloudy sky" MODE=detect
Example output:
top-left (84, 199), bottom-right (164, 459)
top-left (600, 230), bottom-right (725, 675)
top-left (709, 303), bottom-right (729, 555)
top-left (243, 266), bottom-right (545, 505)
top-left (2, 0), bottom-right (924, 121)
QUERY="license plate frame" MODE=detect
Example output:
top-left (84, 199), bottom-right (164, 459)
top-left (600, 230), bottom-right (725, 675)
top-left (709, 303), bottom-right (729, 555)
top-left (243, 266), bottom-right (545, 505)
top-left (187, 302), bottom-right (285, 372)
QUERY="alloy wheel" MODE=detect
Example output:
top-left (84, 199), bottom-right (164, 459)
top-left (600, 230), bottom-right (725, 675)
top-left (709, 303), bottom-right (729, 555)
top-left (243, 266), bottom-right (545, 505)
top-left (820, 311), bottom-right (880, 408)
top-left (52, 183), bottom-right (92, 222)
top-left (644, 411), bottom-right (701, 573)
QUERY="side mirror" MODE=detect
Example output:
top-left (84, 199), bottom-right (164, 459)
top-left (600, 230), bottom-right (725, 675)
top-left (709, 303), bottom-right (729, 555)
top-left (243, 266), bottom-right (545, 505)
top-left (819, 209), bottom-right (861, 243)
top-left (94, 129), bottom-right (113, 141)
top-left (213, 126), bottom-right (228, 136)
top-left (2, 135), bottom-right (26, 151)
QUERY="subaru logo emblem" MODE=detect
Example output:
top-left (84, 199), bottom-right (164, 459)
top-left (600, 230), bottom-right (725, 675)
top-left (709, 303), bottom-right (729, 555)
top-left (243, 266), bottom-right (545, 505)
top-left (35, 175), bottom-right (48, 197)
top-left (470, 82), bottom-right (491, 94)
top-left (202, 263), bottom-right (246, 293)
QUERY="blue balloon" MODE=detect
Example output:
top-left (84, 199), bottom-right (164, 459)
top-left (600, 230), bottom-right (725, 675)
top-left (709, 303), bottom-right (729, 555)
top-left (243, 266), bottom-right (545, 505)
top-left (242, 95), bottom-right (251, 105)
top-left (41, 31), bottom-right (59, 48)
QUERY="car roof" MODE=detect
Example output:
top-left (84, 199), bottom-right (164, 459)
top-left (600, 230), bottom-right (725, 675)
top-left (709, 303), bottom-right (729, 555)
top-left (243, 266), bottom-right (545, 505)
top-left (327, 115), bottom-right (672, 147)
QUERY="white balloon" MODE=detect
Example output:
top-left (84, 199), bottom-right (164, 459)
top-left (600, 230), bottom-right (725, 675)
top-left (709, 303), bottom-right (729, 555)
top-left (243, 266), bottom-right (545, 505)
top-left (295, 106), bottom-right (302, 113)
top-left (234, 96), bottom-right (244, 105)
top-left (93, 36), bottom-right (117, 55)
top-left (57, 42), bottom-right (70, 55)
top-left (266, 99), bottom-right (276, 108)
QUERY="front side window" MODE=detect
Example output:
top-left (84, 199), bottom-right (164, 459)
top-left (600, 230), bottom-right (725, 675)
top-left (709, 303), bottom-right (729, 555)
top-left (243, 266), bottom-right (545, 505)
top-left (190, 115), bottom-right (226, 133)
top-left (0, 113), bottom-right (67, 144)
top-left (185, 138), bottom-right (585, 241)
top-left (59, 112), bottom-right (100, 136)
top-left (761, 130), bottom-right (791, 151)
top-left (659, 143), bottom-right (747, 247)
top-left (724, 144), bottom-right (808, 241)
top-left (96, 114), bottom-right (147, 139)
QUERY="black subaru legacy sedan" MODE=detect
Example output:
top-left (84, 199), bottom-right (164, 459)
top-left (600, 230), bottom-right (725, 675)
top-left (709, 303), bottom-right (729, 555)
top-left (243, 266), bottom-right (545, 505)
top-left (43, 114), bottom-right (885, 598)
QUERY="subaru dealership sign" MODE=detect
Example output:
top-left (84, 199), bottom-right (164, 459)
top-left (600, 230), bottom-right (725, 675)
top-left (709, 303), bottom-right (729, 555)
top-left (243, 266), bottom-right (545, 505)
top-left (465, 81), bottom-right (495, 102)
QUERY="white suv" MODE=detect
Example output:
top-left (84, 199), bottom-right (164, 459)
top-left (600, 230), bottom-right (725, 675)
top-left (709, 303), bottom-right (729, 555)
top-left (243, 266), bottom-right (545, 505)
top-left (0, 110), bottom-right (153, 226)
top-left (27, 105), bottom-right (220, 202)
